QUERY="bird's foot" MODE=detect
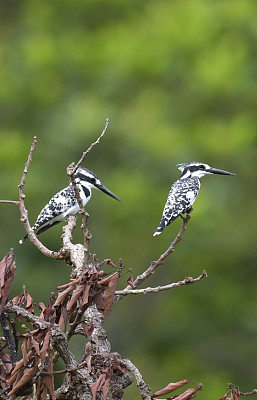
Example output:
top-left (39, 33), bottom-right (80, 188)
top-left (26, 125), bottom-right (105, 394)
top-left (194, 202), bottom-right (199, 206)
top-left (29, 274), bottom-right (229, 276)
top-left (180, 214), bottom-right (186, 222)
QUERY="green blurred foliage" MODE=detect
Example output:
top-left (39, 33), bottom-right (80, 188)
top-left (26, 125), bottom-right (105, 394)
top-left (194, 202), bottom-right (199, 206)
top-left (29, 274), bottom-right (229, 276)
top-left (0, 1), bottom-right (256, 398)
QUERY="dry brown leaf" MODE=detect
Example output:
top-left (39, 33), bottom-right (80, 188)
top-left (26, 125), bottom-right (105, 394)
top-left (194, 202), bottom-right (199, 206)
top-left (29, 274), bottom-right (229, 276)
top-left (54, 284), bottom-right (75, 307)
top-left (6, 349), bottom-right (34, 386)
top-left (104, 259), bottom-right (117, 268)
top-left (8, 356), bottom-right (39, 396)
top-left (91, 373), bottom-right (106, 400)
top-left (58, 305), bottom-right (69, 332)
top-left (0, 250), bottom-right (16, 314)
top-left (111, 357), bottom-right (127, 374)
top-left (127, 274), bottom-right (136, 289)
top-left (66, 284), bottom-right (85, 311)
top-left (56, 277), bottom-right (81, 291)
top-left (218, 395), bottom-right (228, 400)
top-left (30, 335), bottom-right (40, 356)
top-left (12, 294), bottom-right (26, 306)
top-left (153, 379), bottom-right (191, 397)
top-left (102, 370), bottom-right (113, 400)
top-left (99, 270), bottom-right (108, 277)
top-left (40, 328), bottom-right (50, 363)
top-left (81, 322), bottom-right (94, 340)
top-left (42, 300), bottom-right (55, 322)
top-left (101, 272), bottom-right (119, 317)
top-left (85, 354), bottom-right (92, 373)
top-left (43, 351), bottom-right (56, 400)
top-left (21, 340), bottom-right (29, 366)
top-left (81, 284), bottom-right (90, 308)
top-left (174, 387), bottom-right (198, 400)
top-left (26, 293), bottom-right (33, 309)
top-left (39, 386), bottom-right (48, 400)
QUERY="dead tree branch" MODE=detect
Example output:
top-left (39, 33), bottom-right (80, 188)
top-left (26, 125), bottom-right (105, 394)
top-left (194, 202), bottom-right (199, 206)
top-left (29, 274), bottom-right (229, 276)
top-left (0, 200), bottom-right (19, 205)
top-left (115, 270), bottom-right (207, 296)
top-left (121, 359), bottom-right (152, 400)
top-left (70, 118), bottom-right (110, 174)
top-left (66, 118), bottom-right (110, 268)
top-left (240, 389), bottom-right (257, 396)
top-left (115, 213), bottom-right (191, 301)
top-left (17, 137), bottom-right (60, 259)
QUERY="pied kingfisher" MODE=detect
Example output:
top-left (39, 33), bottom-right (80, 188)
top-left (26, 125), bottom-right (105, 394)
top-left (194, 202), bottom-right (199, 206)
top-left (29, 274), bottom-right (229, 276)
top-left (19, 167), bottom-right (121, 244)
top-left (153, 161), bottom-right (235, 236)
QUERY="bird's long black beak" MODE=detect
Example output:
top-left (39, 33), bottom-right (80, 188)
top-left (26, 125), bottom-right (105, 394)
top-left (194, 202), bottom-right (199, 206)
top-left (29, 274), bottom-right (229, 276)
top-left (96, 183), bottom-right (122, 202)
top-left (207, 167), bottom-right (235, 176)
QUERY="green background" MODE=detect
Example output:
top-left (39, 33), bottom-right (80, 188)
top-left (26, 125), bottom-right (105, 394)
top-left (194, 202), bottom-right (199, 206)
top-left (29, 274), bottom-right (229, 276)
top-left (0, 1), bottom-right (256, 398)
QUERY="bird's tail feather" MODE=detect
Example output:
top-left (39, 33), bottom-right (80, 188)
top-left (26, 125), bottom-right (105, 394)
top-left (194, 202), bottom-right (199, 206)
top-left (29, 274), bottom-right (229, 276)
top-left (19, 221), bottom-right (61, 244)
top-left (153, 214), bottom-right (179, 236)
top-left (153, 218), bottom-right (166, 236)
top-left (36, 220), bottom-right (60, 236)
top-left (19, 234), bottom-right (28, 245)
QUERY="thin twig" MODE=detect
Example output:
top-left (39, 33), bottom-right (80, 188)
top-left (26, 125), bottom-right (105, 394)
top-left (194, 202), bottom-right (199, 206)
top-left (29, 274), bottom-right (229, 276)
top-left (66, 118), bottom-right (110, 268)
top-left (68, 176), bottom-right (90, 266)
top-left (17, 137), bottom-right (60, 259)
top-left (40, 360), bottom-right (88, 376)
top-left (69, 118), bottom-right (110, 175)
top-left (240, 389), bottom-right (257, 396)
top-left (0, 200), bottom-right (19, 205)
top-left (115, 270), bottom-right (207, 296)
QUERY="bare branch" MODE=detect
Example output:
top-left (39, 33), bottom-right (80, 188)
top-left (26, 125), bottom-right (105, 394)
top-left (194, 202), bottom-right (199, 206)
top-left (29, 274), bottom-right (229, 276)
top-left (240, 389), bottom-right (257, 396)
top-left (68, 175), bottom-right (90, 267)
top-left (0, 200), bottom-right (19, 205)
top-left (116, 214), bottom-right (191, 301)
top-left (65, 118), bottom-right (110, 268)
top-left (115, 270), bottom-right (207, 296)
top-left (70, 118), bottom-right (110, 174)
top-left (121, 359), bottom-right (152, 400)
top-left (40, 360), bottom-right (88, 376)
top-left (4, 302), bottom-right (50, 330)
top-left (17, 137), bottom-right (61, 259)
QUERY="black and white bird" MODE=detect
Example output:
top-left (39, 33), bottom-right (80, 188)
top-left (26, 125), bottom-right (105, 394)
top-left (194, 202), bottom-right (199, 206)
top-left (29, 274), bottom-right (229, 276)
top-left (153, 161), bottom-right (235, 236)
top-left (19, 167), bottom-right (121, 244)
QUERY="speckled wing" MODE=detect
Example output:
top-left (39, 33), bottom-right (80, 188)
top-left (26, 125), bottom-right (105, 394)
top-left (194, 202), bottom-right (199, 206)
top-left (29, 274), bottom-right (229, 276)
top-left (32, 184), bottom-right (77, 230)
top-left (153, 177), bottom-right (200, 236)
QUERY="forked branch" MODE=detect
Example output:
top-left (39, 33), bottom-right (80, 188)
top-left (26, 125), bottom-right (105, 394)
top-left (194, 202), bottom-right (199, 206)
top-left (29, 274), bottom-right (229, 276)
top-left (116, 213), bottom-right (192, 301)
top-left (115, 270), bottom-right (207, 296)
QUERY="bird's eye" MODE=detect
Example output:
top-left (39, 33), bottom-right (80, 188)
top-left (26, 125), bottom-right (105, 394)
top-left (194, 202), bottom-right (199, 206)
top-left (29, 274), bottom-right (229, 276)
top-left (199, 165), bottom-right (205, 170)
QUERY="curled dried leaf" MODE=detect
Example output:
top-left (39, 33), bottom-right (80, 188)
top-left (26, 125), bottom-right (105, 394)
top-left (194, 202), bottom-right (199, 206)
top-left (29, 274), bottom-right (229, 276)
top-left (174, 386), bottom-right (199, 400)
top-left (26, 293), bottom-right (33, 309)
top-left (8, 356), bottom-right (40, 396)
top-left (104, 259), bottom-right (117, 268)
top-left (153, 379), bottom-right (191, 397)
top-left (42, 351), bottom-right (56, 400)
top-left (21, 340), bottom-right (29, 366)
top-left (91, 373), bottom-right (106, 400)
top-left (40, 328), bottom-right (50, 364)
top-left (127, 274), bottom-right (136, 289)
top-left (66, 284), bottom-right (86, 312)
top-left (0, 250), bottom-right (16, 314)
top-left (100, 272), bottom-right (119, 317)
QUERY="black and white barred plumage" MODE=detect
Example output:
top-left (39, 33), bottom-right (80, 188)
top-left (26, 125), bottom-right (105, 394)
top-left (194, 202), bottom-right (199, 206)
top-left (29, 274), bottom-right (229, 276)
top-left (19, 167), bottom-right (121, 244)
top-left (153, 162), bottom-right (235, 236)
